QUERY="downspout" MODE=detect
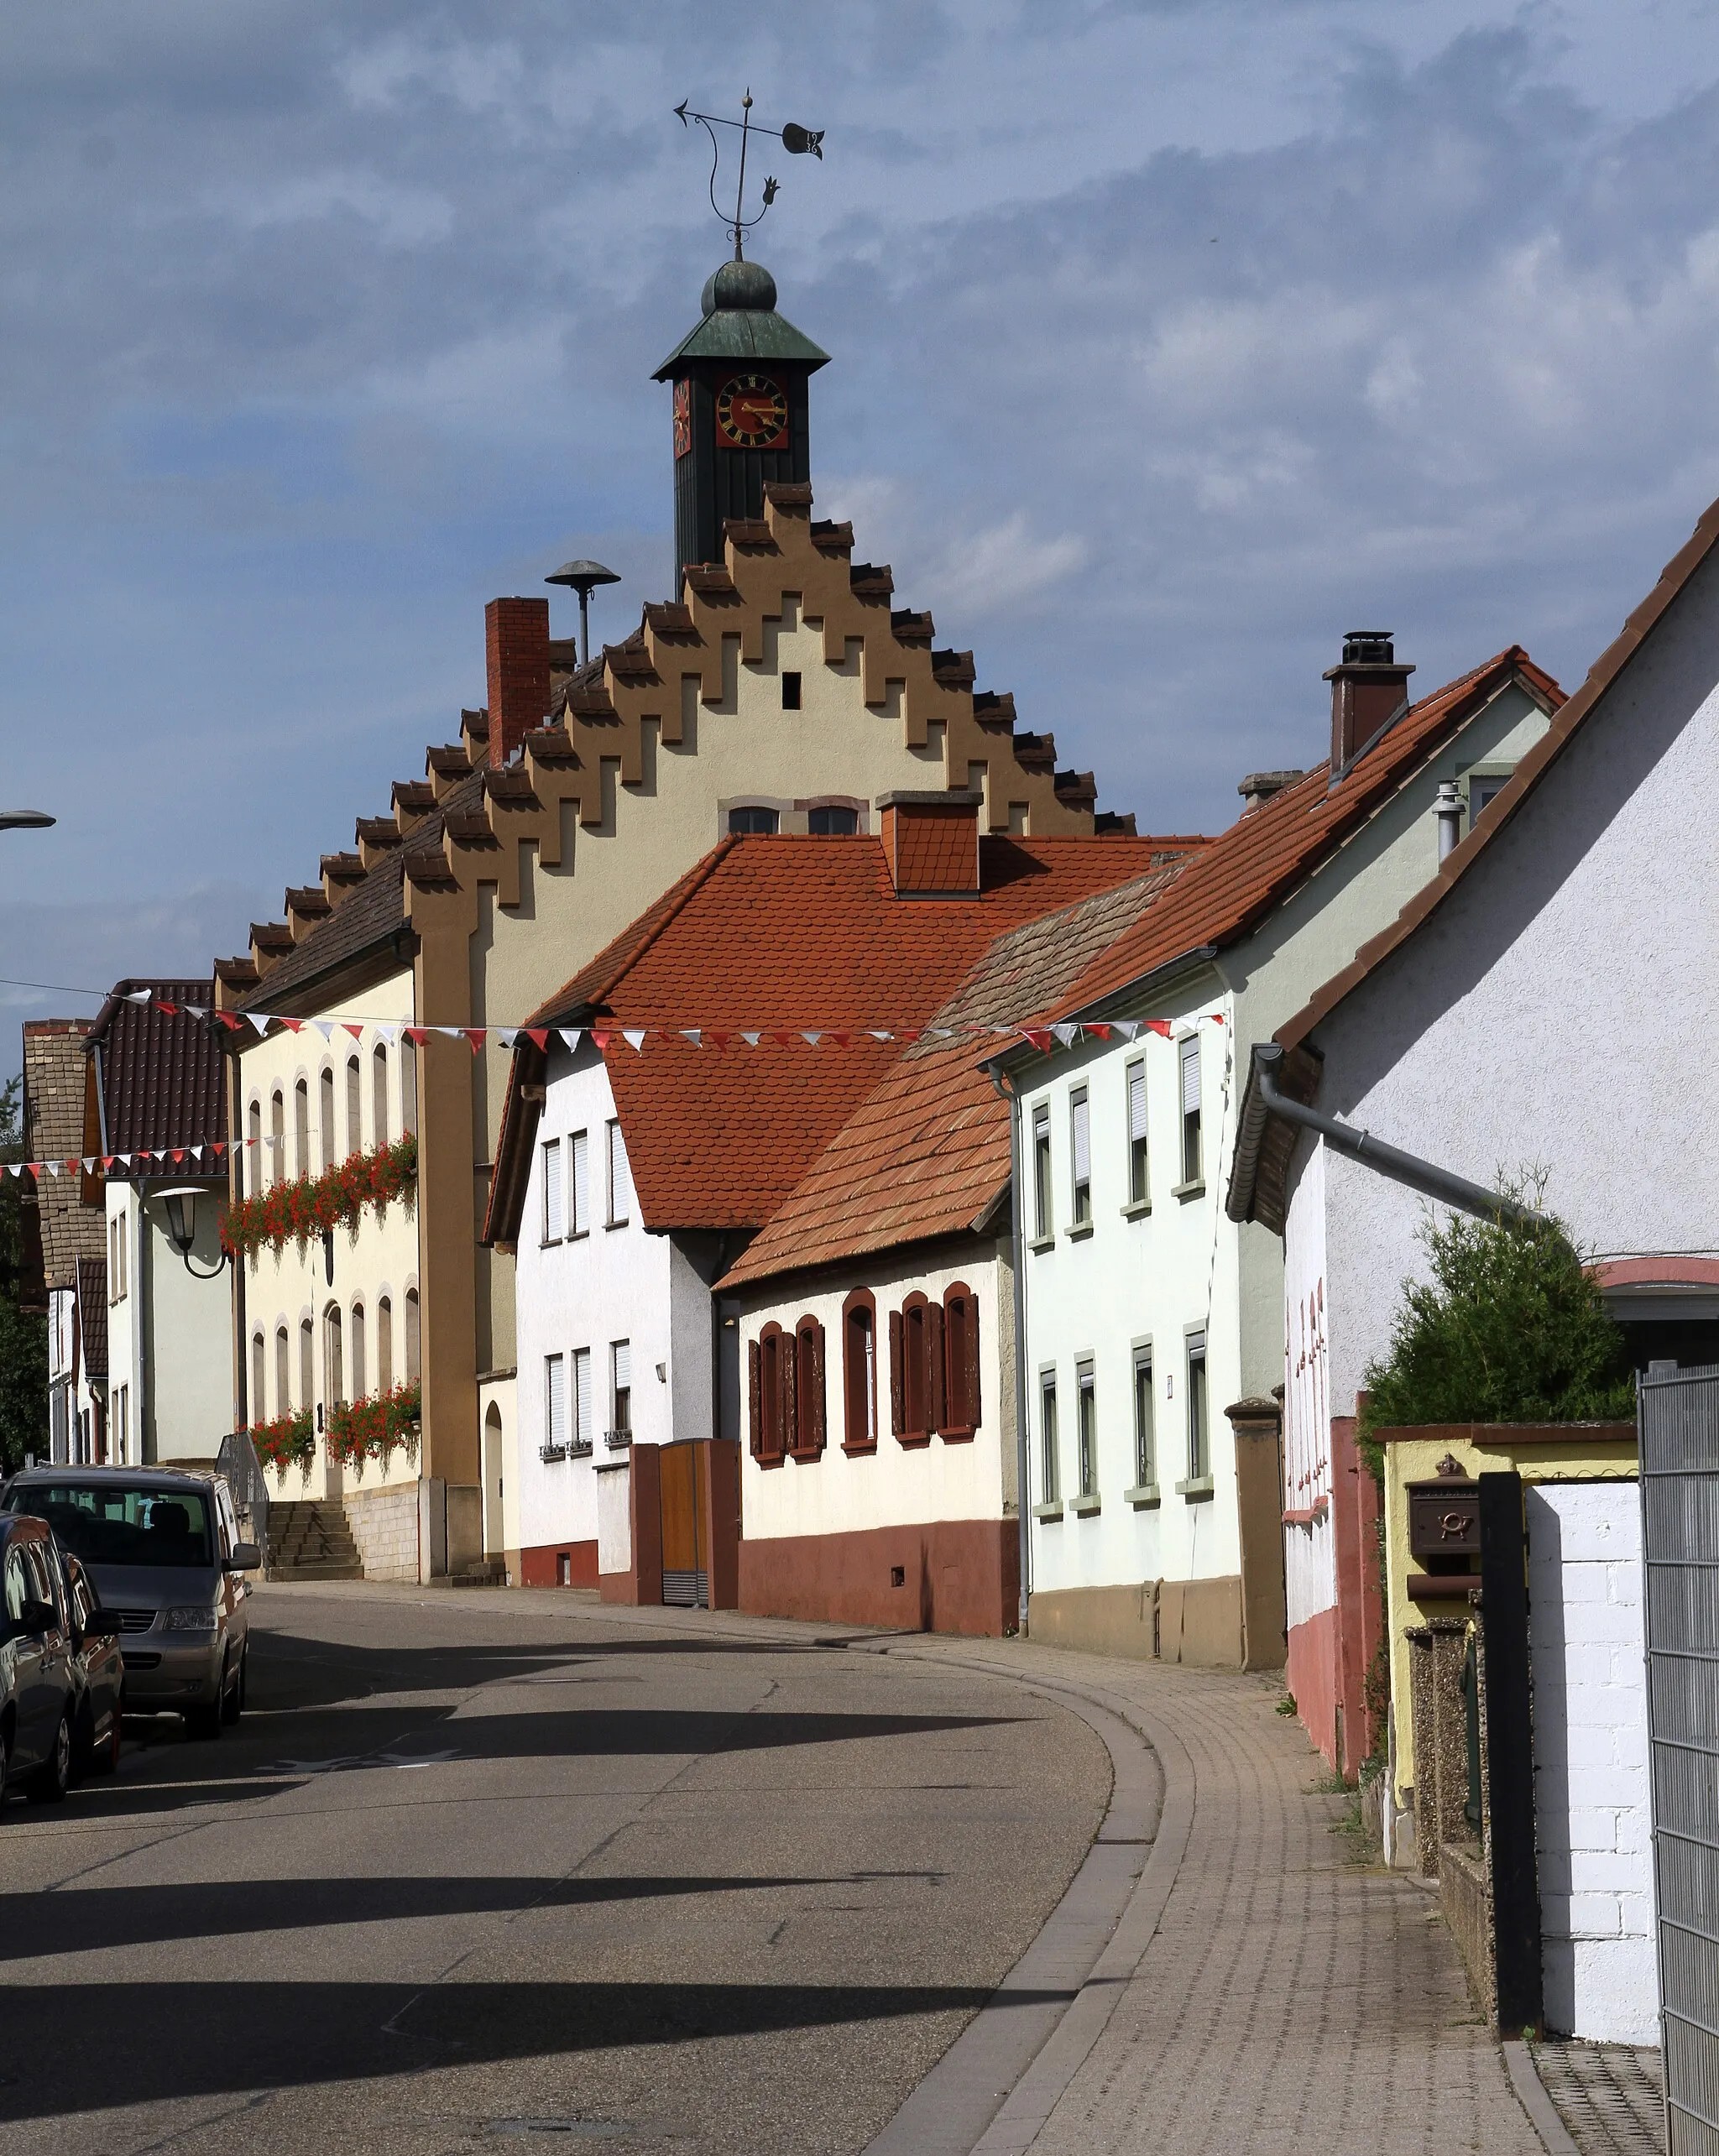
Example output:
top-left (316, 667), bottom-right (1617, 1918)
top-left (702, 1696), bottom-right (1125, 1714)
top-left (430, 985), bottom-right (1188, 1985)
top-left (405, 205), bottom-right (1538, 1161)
top-left (1253, 1044), bottom-right (1542, 1229)
top-left (988, 1060), bottom-right (1032, 1637)
top-left (230, 1043), bottom-right (248, 1434)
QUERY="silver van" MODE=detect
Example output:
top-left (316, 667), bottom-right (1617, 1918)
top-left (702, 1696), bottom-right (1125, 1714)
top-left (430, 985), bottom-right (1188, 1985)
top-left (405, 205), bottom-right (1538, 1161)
top-left (0, 1469), bottom-right (259, 1736)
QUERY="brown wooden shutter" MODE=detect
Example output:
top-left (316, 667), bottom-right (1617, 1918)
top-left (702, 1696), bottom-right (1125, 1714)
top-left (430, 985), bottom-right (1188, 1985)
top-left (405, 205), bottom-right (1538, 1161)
top-left (964, 1295), bottom-right (981, 1430)
top-left (807, 1322), bottom-right (827, 1454)
top-left (889, 1310), bottom-right (905, 1437)
top-left (748, 1339), bottom-right (762, 1459)
top-left (926, 1300), bottom-right (946, 1434)
top-left (781, 1328), bottom-right (799, 1456)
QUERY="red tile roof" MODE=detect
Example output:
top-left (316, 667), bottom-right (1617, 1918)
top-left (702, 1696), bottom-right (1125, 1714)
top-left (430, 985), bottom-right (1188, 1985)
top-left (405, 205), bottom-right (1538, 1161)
top-left (489, 830), bottom-right (1205, 1239)
top-left (719, 867), bottom-right (1184, 1291)
top-left (86, 979), bottom-right (226, 1159)
top-left (1043, 648), bottom-right (1563, 1020)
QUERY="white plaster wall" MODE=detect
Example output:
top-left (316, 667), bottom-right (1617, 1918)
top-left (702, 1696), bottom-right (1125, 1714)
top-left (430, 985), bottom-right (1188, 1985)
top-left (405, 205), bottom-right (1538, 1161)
top-left (1527, 1480), bottom-right (1658, 2044)
top-left (735, 1248), bottom-right (1007, 1545)
top-left (1283, 1134), bottom-right (1336, 1631)
top-left (1310, 559), bottom-right (1719, 1421)
top-left (1020, 990), bottom-right (1244, 1599)
top-left (136, 1188), bottom-right (230, 1460)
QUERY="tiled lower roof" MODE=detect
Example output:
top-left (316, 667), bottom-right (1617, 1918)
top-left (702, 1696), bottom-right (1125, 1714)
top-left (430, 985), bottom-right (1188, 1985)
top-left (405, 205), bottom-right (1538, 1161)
top-left (86, 980), bottom-right (225, 1156)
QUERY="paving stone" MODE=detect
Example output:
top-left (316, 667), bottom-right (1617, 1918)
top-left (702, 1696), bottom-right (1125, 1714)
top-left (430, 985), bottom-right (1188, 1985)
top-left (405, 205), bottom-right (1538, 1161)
top-left (1533, 2040), bottom-right (1665, 2156)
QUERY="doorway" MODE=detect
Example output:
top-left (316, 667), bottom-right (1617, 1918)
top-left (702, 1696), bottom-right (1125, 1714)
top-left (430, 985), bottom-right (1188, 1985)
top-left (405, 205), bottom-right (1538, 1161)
top-left (659, 1442), bottom-right (709, 1608)
top-left (483, 1403), bottom-right (504, 1558)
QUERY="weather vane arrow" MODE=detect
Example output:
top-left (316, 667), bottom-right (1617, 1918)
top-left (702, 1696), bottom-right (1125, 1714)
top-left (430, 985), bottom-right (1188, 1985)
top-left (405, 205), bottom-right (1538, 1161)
top-left (675, 91), bottom-right (824, 260)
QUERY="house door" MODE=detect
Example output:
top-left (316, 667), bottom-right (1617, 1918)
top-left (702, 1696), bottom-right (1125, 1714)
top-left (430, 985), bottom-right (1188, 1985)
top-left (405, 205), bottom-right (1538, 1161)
top-left (659, 1443), bottom-right (708, 1608)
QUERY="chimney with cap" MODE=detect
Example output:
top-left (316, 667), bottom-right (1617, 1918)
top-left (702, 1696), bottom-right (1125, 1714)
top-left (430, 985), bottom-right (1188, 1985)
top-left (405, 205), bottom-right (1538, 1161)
top-left (1237, 770), bottom-right (1307, 817)
top-left (875, 789), bottom-right (983, 896)
top-left (484, 598), bottom-right (552, 768)
top-left (1324, 630), bottom-right (1414, 780)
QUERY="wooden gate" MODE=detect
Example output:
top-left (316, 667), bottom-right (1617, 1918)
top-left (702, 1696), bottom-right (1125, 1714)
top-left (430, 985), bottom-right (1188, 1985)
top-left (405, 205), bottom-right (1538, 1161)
top-left (659, 1442), bottom-right (710, 1608)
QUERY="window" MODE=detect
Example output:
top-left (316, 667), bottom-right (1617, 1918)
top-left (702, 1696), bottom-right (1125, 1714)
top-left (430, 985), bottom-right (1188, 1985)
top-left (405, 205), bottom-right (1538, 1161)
top-left (572, 1346), bottom-right (593, 1452)
top-left (941, 1282), bottom-right (981, 1438)
top-left (750, 1323), bottom-right (792, 1464)
top-left (843, 1291), bottom-right (878, 1451)
top-left (791, 1317), bottom-right (827, 1459)
top-left (299, 1318), bottom-right (314, 1408)
top-left (248, 1099), bottom-right (262, 1196)
top-left (1076, 1358), bottom-right (1097, 1496)
top-left (569, 1130), bottom-right (589, 1235)
top-left (108, 1216), bottom-right (125, 1301)
top-left (1039, 1370), bottom-right (1059, 1502)
top-left (377, 1299), bottom-right (393, 1392)
top-left (351, 1303), bottom-right (367, 1401)
top-left (320, 1067), bottom-right (337, 1171)
top-left (346, 1056), bottom-right (362, 1158)
top-left (1186, 1330), bottom-right (1209, 1480)
top-left (541, 1136), bottom-right (564, 1242)
top-left (1179, 1036), bottom-right (1203, 1186)
top-left (607, 1120), bottom-right (630, 1225)
top-left (728, 805), bottom-right (779, 835)
top-left (276, 1325), bottom-right (290, 1415)
top-left (544, 1353), bottom-right (567, 1452)
top-left (325, 1306), bottom-right (344, 1407)
top-left (400, 1035), bottom-right (418, 1136)
top-left (611, 1339), bottom-right (631, 1438)
top-left (373, 1045), bottom-right (389, 1149)
top-left (1069, 1088), bottom-right (1091, 1226)
top-left (1032, 1103), bottom-right (1053, 1240)
top-left (294, 1078), bottom-right (309, 1178)
top-left (1132, 1346), bottom-right (1156, 1487)
top-left (251, 1334), bottom-right (265, 1422)
top-left (781, 671), bottom-right (802, 710)
top-left (1126, 1059), bottom-right (1149, 1206)
top-left (808, 805), bottom-right (858, 835)
top-left (270, 1090), bottom-right (285, 1185)
top-left (405, 1287), bottom-right (421, 1381)
top-left (113, 1385), bottom-right (128, 1464)
top-left (1471, 771), bottom-right (1509, 824)
top-left (890, 1293), bottom-right (943, 1446)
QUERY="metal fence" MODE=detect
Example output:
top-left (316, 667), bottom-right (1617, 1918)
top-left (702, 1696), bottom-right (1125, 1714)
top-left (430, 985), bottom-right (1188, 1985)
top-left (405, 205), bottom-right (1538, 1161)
top-left (1641, 1363), bottom-right (1719, 2154)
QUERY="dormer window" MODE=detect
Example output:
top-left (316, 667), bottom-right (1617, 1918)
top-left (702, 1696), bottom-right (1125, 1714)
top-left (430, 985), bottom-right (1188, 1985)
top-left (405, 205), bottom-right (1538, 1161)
top-left (728, 806), bottom-right (779, 835)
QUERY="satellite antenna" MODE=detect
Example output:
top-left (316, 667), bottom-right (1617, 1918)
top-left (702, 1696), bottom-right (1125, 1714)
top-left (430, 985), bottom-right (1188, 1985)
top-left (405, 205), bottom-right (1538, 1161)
top-left (545, 560), bottom-right (620, 669)
top-left (673, 90), bottom-right (824, 260)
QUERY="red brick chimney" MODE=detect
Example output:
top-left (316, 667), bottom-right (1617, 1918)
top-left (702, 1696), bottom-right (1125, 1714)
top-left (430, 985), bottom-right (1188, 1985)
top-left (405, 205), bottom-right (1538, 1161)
top-left (876, 789), bottom-right (983, 895)
top-left (1324, 631), bottom-right (1414, 778)
top-left (484, 598), bottom-right (551, 767)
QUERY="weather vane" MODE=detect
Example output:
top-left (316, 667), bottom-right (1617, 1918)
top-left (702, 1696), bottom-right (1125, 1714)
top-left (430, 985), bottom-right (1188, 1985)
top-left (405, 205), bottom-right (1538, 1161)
top-left (674, 91), bottom-right (823, 261)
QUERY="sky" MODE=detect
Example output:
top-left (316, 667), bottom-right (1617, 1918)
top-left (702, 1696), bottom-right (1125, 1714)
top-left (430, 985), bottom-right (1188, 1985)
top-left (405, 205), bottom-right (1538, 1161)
top-left (4, 0), bottom-right (1719, 1074)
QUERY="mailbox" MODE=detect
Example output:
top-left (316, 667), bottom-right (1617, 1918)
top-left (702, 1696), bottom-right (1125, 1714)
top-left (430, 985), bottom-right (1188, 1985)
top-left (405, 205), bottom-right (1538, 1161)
top-left (1407, 1457), bottom-right (1480, 1571)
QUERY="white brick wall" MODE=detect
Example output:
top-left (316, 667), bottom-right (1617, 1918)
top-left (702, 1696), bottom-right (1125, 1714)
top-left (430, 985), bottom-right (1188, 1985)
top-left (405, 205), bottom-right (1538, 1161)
top-left (1527, 1480), bottom-right (1659, 2044)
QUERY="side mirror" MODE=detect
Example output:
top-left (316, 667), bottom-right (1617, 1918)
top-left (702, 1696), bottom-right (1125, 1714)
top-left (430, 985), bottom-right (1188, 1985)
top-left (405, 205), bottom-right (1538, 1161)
top-left (224, 1543), bottom-right (262, 1574)
top-left (20, 1598), bottom-right (55, 1639)
top-left (80, 1609), bottom-right (123, 1639)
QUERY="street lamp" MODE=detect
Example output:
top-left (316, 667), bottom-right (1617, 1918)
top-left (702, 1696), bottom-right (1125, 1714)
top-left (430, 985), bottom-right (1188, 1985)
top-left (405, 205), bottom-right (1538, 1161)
top-left (157, 1186), bottom-right (228, 1278)
top-left (545, 561), bottom-right (620, 669)
top-left (0, 810), bottom-right (55, 831)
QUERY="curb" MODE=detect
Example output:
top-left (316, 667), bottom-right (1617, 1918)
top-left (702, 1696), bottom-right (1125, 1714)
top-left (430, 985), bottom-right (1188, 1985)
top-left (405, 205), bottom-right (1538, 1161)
top-left (1504, 2040), bottom-right (1581, 2156)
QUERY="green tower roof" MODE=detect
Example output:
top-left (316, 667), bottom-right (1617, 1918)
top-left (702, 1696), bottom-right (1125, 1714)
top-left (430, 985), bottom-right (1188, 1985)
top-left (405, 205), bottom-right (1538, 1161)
top-left (652, 258), bottom-right (830, 381)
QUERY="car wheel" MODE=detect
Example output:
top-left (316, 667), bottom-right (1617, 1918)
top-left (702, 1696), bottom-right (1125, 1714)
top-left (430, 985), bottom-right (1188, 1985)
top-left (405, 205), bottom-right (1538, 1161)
top-left (25, 1710), bottom-right (71, 1805)
top-left (221, 1647), bottom-right (246, 1728)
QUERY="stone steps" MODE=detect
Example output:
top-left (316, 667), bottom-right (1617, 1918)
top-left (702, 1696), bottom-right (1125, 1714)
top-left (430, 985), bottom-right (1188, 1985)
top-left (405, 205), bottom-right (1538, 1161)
top-left (266, 1501), bottom-right (364, 1584)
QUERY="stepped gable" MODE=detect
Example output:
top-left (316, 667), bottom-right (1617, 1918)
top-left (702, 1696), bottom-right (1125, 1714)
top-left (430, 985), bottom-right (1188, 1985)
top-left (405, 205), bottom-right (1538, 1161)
top-left (483, 828), bottom-right (1183, 1247)
top-left (718, 864), bottom-right (1189, 1292)
top-left (1042, 647), bottom-right (1565, 1022)
top-left (85, 979), bottom-right (225, 1157)
top-left (216, 480), bottom-right (1133, 1014)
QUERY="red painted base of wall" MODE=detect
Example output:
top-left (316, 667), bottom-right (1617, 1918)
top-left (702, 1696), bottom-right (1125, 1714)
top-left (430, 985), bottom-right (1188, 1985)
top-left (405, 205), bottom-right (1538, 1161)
top-left (519, 1540), bottom-right (598, 1589)
top-left (739, 1517), bottom-right (1019, 1637)
top-left (1291, 1414), bottom-right (1384, 1778)
top-left (1287, 1605), bottom-right (1342, 1771)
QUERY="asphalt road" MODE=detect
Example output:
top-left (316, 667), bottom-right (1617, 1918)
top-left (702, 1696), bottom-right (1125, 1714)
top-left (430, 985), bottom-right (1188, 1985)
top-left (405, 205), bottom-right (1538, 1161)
top-left (0, 1583), bottom-right (1110, 2156)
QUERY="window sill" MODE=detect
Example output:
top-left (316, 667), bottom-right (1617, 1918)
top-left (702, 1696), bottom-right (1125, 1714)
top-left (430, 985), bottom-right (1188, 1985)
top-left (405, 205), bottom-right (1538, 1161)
top-left (604, 1219), bottom-right (629, 1233)
top-left (787, 1444), bottom-right (827, 1464)
top-left (604, 1429), bottom-right (632, 1452)
top-left (1171, 1178), bottom-right (1206, 1203)
top-left (1175, 1475), bottom-right (1215, 1501)
top-left (939, 1424), bottom-right (975, 1444)
top-left (568, 1228), bottom-right (589, 1243)
top-left (1070, 1493), bottom-right (1101, 1517)
top-left (1032, 1500), bottom-right (1064, 1522)
top-left (1120, 1198), bottom-right (1152, 1220)
top-left (841, 1439), bottom-right (878, 1457)
top-left (567, 1439), bottom-right (593, 1459)
top-left (752, 1453), bottom-right (786, 1470)
top-left (1064, 1221), bottom-right (1094, 1243)
top-left (1027, 1234), bottom-right (1056, 1255)
top-left (539, 1236), bottom-right (563, 1250)
top-left (896, 1431), bottom-right (933, 1450)
top-left (1125, 1482), bottom-right (1161, 1509)
top-left (538, 1443), bottom-right (567, 1464)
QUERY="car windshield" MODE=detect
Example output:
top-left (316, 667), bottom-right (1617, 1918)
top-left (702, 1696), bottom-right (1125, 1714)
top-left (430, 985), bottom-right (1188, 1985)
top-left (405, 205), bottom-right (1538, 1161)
top-left (7, 1483), bottom-right (213, 1569)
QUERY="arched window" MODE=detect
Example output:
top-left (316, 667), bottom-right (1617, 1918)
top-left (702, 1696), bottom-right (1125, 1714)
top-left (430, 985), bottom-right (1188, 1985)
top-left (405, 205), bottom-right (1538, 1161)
top-left (792, 1315), bottom-right (826, 1459)
top-left (345, 1056), bottom-right (362, 1158)
top-left (299, 1318), bottom-right (314, 1415)
top-left (247, 1099), bottom-right (262, 1197)
top-left (250, 1333), bottom-right (265, 1423)
top-left (324, 1304), bottom-right (344, 1407)
top-left (940, 1282), bottom-right (981, 1441)
top-left (351, 1302), bottom-right (367, 1401)
top-left (294, 1078), bottom-right (309, 1179)
top-left (400, 1036), bottom-right (418, 1135)
top-left (842, 1290), bottom-right (878, 1454)
top-left (748, 1323), bottom-right (791, 1466)
top-left (275, 1325), bottom-right (290, 1416)
top-left (377, 1297), bottom-right (394, 1392)
top-left (373, 1045), bottom-right (389, 1149)
top-left (269, 1089), bottom-right (285, 1187)
top-left (889, 1292), bottom-right (942, 1447)
top-left (405, 1287), bottom-right (421, 1382)
top-left (319, 1067), bottom-right (336, 1172)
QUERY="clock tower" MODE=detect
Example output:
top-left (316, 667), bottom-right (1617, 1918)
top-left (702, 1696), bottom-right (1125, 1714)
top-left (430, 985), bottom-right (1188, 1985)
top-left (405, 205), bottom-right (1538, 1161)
top-left (654, 258), bottom-right (829, 588)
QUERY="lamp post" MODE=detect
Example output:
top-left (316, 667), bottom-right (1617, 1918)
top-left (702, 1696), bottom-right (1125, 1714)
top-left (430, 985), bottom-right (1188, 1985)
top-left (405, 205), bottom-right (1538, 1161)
top-left (545, 561), bottom-right (620, 670)
top-left (0, 810), bottom-right (54, 832)
top-left (157, 1186), bottom-right (228, 1279)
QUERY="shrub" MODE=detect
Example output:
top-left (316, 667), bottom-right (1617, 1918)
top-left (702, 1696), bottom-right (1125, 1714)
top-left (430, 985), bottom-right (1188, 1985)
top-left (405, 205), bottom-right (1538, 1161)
top-left (1360, 1172), bottom-right (1634, 1481)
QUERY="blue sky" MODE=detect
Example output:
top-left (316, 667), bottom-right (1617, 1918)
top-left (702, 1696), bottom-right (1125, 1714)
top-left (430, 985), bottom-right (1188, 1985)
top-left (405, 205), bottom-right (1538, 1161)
top-left (4, 1), bottom-right (1719, 1072)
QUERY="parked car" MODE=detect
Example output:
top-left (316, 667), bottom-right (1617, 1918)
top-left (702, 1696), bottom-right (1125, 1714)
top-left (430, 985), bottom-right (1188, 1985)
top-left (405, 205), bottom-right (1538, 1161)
top-left (1, 1511), bottom-right (118, 1804)
top-left (0, 1469), bottom-right (259, 1739)
top-left (62, 1552), bottom-right (123, 1778)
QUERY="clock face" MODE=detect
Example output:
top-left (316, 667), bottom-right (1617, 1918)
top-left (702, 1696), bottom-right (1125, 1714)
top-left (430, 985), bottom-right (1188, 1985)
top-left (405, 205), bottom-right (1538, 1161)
top-left (672, 378), bottom-right (692, 460)
top-left (714, 373), bottom-right (789, 452)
